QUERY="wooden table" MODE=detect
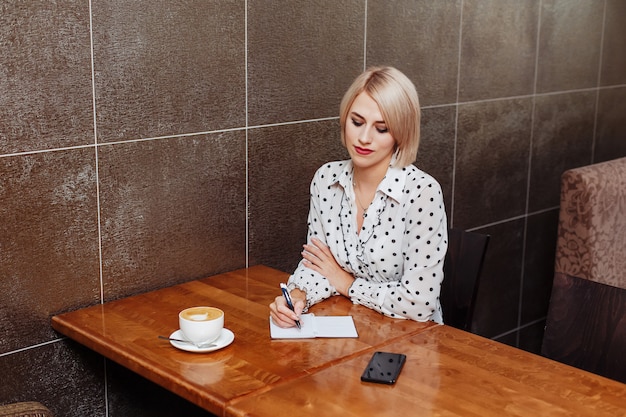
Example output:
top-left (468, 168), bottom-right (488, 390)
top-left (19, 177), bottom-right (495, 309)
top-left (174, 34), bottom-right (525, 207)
top-left (51, 265), bottom-right (435, 416)
top-left (52, 266), bottom-right (626, 416)
top-left (226, 324), bottom-right (626, 417)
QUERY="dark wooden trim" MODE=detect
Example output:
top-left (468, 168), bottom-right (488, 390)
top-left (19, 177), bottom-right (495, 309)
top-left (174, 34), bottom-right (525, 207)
top-left (542, 272), bottom-right (626, 383)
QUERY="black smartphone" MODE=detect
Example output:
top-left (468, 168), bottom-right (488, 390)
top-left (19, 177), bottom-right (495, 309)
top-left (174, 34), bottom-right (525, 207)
top-left (360, 351), bottom-right (406, 385)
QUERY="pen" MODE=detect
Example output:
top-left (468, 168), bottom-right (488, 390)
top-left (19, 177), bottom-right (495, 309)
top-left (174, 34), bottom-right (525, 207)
top-left (280, 283), bottom-right (301, 329)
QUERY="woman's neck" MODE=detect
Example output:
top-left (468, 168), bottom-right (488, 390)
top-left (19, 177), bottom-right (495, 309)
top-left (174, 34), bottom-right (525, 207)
top-left (352, 163), bottom-right (389, 192)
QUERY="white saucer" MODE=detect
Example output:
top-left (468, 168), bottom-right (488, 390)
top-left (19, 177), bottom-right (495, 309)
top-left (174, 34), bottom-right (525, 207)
top-left (169, 328), bottom-right (234, 353)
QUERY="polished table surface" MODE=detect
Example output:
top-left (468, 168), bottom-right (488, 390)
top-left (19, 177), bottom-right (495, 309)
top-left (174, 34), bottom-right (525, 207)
top-left (52, 265), bottom-right (626, 416)
top-left (226, 324), bottom-right (626, 417)
top-left (51, 265), bottom-right (435, 415)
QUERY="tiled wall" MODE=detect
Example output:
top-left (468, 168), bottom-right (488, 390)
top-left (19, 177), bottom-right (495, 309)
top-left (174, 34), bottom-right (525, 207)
top-left (1, 1), bottom-right (624, 415)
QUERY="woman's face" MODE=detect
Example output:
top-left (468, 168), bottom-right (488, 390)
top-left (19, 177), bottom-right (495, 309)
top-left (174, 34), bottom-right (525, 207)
top-left (345, 92), bottom-right (396, 173)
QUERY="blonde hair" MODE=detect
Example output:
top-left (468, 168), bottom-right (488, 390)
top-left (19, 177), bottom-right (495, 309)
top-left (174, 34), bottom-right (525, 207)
top-left (339, 67), bottom-right (420, 167)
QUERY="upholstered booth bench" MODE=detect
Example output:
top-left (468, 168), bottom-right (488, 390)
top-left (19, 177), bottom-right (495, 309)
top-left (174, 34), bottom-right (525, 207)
top-left (542, 156), bottom-right (626, 383)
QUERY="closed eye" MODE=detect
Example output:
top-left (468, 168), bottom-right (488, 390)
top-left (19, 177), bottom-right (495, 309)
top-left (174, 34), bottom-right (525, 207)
top-left (351, 118), bottom-right (363, 127)
top-left (351, 119), bottom-right (388, 133)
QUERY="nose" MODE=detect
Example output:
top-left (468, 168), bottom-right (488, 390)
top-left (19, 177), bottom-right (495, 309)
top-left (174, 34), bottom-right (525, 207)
top-left (358, 125), bottom-right (374, 144)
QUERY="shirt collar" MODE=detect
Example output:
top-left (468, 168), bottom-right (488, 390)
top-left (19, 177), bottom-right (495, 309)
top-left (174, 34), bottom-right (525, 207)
top-left (336, 156), bottom-right (407, 204)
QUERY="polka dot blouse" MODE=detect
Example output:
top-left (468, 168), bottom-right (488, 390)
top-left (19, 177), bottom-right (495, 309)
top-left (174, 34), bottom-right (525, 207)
top-left (287, 159), bottom-right (448, 323)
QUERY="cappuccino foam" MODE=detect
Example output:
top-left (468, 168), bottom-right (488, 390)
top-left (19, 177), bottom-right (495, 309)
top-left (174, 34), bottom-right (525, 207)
top-left (180, 307), bottom-right (222, 322)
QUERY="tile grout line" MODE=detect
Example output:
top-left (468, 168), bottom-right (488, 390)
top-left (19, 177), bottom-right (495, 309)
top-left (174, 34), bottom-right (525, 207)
top-left (87, 0), bottom-right (110, 415)
top-left (0, 339), bottom-right (61, 358)
top-left (363, 0), bottom-right (368, 71)
top-left (245, 0), bottom-right (249, 269)
top-left (591, 0), bottom-right (609, 164)
top-left (2, 83), bottom-right (625, 160)
top-left (87, 3), bottom-right (104, 309)
top-left (450, 0), bottom-right (465, 229)
top-left (491, 316), bottom-right (547, 342)
top-left (515, 0), bottom-right (545, 347)
top-left (465, 205), bottom-right (559, 233)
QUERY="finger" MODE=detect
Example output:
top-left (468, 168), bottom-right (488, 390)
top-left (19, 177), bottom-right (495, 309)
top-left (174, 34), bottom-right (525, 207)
top-left (318, 242), bottom-right (332, 256)
top-left (307, 239), bottom-right (332, 261)
top-left (293, 299), bottom-right (305, 316)
top-left (302, 244), bottom-right (320, 258)
top-left (316, 248), bottom-right (332, 262)
top-left (303, 246), bottom-right (328, 265)
top-left (277, 302), bottom-right (300, 321)
top-left (271, 298), bottom-right (298, 325)
top-left (271, 296), bottom-right (293, 318)
top-left (269, 296), bottom-right (285, 313)
top-left (272, 294), bottom-right (299, 319)
top-left (301, 250), bottom-right (319, 264)
top-left (302, 259), bottom-right (322, 275)
top-left (311, 237), bottom-right (329, 251)
top-left (270, 311), bottom-right (296, 328)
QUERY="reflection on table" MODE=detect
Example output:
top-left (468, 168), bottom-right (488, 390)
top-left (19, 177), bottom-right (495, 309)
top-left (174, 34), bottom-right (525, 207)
top-left (51, 265), bottom-right (434, 415)
top-left (227, 324), bottom-right (626, 416)
top-left (52, 266), bottom-right (626, 416)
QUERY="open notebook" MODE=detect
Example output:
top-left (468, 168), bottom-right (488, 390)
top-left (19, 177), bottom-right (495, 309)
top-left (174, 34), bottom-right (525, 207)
top-left (269, 313), bottom-right (359, 339)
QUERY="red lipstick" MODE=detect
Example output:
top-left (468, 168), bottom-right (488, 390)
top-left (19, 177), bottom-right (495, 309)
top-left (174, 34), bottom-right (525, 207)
top-left (355, 146), bottom-right (373, 155)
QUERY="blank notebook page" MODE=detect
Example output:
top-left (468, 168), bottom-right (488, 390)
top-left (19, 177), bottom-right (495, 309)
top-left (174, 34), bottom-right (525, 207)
top-left (269, 314), bottom-right (358, 339)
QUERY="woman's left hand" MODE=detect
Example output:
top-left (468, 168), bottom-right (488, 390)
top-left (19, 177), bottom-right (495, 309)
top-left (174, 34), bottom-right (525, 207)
top-left (301, 237), bottom-right (355, 296)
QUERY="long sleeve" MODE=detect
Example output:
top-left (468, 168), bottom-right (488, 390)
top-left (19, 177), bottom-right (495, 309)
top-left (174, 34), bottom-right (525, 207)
top-left (286, 164), bottom-right (343, 307)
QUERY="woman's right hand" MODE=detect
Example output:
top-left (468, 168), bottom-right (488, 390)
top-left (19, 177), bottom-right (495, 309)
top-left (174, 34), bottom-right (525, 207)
top-left (269, 288), bottom-right (307, 328)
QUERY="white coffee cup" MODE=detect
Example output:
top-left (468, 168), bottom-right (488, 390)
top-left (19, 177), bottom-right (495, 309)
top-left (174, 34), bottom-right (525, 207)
top-left (179, 306), bottom-right (224, 344)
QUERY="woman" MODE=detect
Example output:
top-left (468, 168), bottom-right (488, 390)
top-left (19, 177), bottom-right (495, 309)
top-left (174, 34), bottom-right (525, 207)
top-left (270, 66), bottom-right (448, 328)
